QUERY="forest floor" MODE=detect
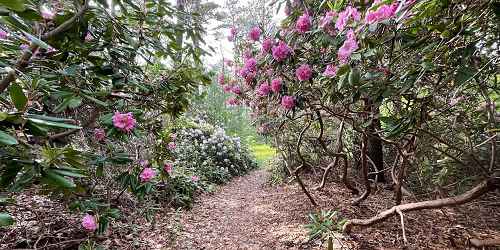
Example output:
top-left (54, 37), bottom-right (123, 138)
top-left (2, 169), bottom-right (499, 249)
top-left (161, 169), bottom-right (500, 249)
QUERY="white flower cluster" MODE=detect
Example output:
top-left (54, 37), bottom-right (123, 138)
top-left (169, 119), bottom-right (256, 183)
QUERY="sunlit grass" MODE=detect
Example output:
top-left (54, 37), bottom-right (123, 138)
top-left (250, 144), bottom-right (276, 166)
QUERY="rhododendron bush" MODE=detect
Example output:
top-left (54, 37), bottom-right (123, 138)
top-left (0, 0), bottom-right (213, 247)
top-left (221, 0), bottom-right (499, 235)
top-left (151, 116), bottom-right (257, 207)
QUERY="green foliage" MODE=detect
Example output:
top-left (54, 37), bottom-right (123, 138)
top-left (305, 210), bottom-right (346, 240)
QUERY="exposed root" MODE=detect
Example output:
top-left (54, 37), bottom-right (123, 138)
top-left (343, 178), bottom-right (499, 233)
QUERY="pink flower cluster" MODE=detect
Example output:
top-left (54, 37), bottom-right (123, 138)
top-left (218, 73), bottom-right (225, 85)
top-left (0, 29), bottom-right (8, 39)
top-left (140, 167), bottom-right (156, 182)
top-left (41, 9), bottom-right (55, 20)
top-left (257, 82), bottom-right (271, 96)
top-left (226, 97), bottom-right (240, 106)
top-left (94, 128), bottom-right (106, 142)
top-left (336, 6), bottom-right (360, 31)
top-left (295, 13), bottom-right (312, 34)
top-left (320, 11), bottom-right (337, 28)
top-left (272, 41), bottom-right (291, 62)
top-left (82, 214), bottom-right (97, 231)
top-left (271, 78), bottom-right (282, 93)
top-left (112, 112), bottom-right (136, 132)
top-left (168, 142), bottom-right (176, 150)
top-left (248, 26), bottom-right (261, 42)
top-left (323, 65), bottom-right (337, 77)
top-left (337, 29), bottom-right (358, 64)
top-left (164, 163), bottom-right (173, 174)
top-left (262, 38), bottom-right (274, 54)
top-left (85, 32), bottom-right (93, 42)
top-left (365, 1), bottom-right (398, 24)
top-left (228, 27), bottom-right (237, 41)
top-left (295, 64), bottom-right (312, 81)
top-left (281, 96), bottom-right (295, 110)
top-left (231, 85), bottom-right (242, 95)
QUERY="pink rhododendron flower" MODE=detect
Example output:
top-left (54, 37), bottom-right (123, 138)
top-left (139, 167), bottom-right (156, 182)
top-left (0, 29), bottom-right (8, 39)
top-left (82, 214), bottom-right (97, 232)
top-left (261, 38), bottom-right (273, 54)
top-left (296, 12), bottom-right (312, 34)
top-left (94, 128), bottom-right (105, 142)
top-left (41, 9), bottom-right (55, 20)
top-left (170, 133), bottom-right (177, 141)
top-left (337, 29), bottom-right (358, 64)
top-left (365, 1), bottom-right (398, 24)
top-left (320, 11), bottom-right (337, 28)
top-left (218, 73), bottom-right (225, 85)
top-left (84, 32), bottom-right (93, 42)
top-left (295, 64), bottom-right (312, 81)
top-left (335, 6), bottom-right (360, 31)
top-left (191, 175), bottom-right (199, 182)
top-left (272, 41), bottom-right (291, 62)
top-left (228, 27), bottom-right (237, 41)
top-left (323, 65), bottom-right (337, 77)
top-left (248, 26), bottom-right (261, 42)
top-left (271, 78), bottom-right (282, 93)
top-left (164, 163), bottom-right (173, 174)
top-left (281, 96), bottom-right (295, 110)
top-left (112, 112), bottom-right (136, 132)
top-left (168, 142), bottom-right (176, 150)
top-left (223, 84), bottom-right (233, 93)
top-left (243, 57), bottom-right (257, 73)
top-left (20, 44), bottom-right (29, 51)
top-left (226, 97), bottom-right (239, 106)
top-left (231, 85), bottom-right (242, 95)
top-left (257, 82), bottom-right (271, 96)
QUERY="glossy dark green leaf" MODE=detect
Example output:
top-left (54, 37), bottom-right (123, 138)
top-left (0, 0), bottom-right (25, 12)
top-left (0, 213), bottom-right (14, 227)
top-left (0, 130), bottom-right (17, 145)
top-left (42, 169), bottom-right (76, 188)
top-left (9, 83), bottom-right (27, 111)
top-left (27, 118), bottom-right (81, 129)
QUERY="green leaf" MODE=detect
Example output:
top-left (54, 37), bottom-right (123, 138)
top-left (0, 130), bottom-right (17, 145)
top-left (81, 94), bottom-right (108, 107)
top-left (0, 213), bottom-right (14, 227)
top-left (42, 169), bottom-right (76, 188)
top-left (22, 32), bottom-right (49, 49)
top-left (51, 169), bottom-right (87, 178)
top-left (27, 118), bottom-right (81, 129)
top-left (9, 83), bottom-right (28, 111)
top-left (0, 0), bottom-right (25, 12)
top-left (348, 68), bottom-right (361, 85)
top-left (26, 114), bottom-right (74, 122)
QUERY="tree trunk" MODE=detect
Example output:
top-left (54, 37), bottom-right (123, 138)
top-left (366, 99), bottom-right (386, 183)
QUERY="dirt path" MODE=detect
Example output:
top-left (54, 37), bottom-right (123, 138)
top-left (167, 170), bottom-right (320, 249)
top-left (163, 169), bottom-right (500, 250)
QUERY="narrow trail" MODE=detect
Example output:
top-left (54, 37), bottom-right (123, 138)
top-left (164, 170), bottom-right (500, 249)
top-left (167, 170), bottom-right (318, 249)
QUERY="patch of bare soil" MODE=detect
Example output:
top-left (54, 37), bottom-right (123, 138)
top-left (166, 170), bottom-right (500, 250)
